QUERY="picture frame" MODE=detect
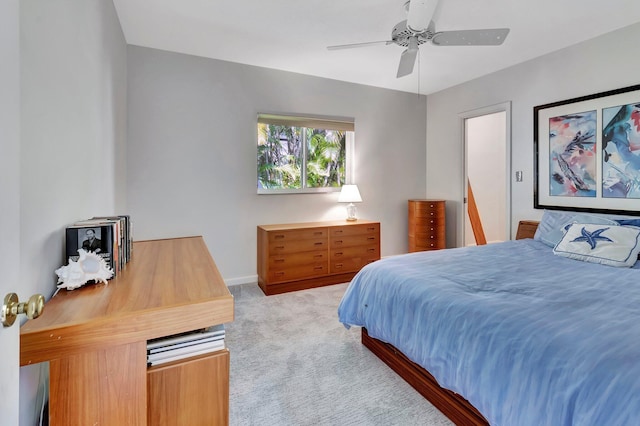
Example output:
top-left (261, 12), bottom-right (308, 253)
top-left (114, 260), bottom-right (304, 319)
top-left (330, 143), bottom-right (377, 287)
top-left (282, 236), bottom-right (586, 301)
top-left (534, 84), bottom-right (640, 216)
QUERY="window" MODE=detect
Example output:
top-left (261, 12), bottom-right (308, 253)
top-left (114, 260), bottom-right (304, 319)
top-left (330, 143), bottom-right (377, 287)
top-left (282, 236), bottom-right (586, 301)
top-left (257, 114), bottom-right (354, 193)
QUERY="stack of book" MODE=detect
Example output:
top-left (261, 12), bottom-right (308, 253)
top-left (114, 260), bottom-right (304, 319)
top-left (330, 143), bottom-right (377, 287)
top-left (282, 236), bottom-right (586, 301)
top-left (146, 324), bottom-right (226, 367)
top-left (64, 215), bottom-right (132, 278)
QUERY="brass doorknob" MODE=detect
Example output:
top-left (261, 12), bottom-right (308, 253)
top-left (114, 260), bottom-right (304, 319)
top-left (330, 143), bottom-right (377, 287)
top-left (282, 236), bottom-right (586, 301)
top-left (1, 293), bottom-right (45, 327)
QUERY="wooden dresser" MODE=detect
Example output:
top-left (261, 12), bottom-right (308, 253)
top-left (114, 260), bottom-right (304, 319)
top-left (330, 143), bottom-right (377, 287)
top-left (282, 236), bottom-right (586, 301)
top-left (20, 236), bottom-right (234, 425)
top-left (257, 220), bottom-right (380, 295)
top-left (408, 200), bottom-right (446, 252)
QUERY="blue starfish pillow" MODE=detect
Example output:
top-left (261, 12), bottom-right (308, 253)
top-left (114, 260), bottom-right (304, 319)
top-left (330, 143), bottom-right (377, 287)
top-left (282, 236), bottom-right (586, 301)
top-left (554, 223), bottom-right (640, 267)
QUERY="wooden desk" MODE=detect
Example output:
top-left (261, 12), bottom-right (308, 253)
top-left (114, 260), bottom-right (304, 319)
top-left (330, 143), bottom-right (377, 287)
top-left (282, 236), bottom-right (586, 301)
top-left (20, 236), bottom-right (234, 425)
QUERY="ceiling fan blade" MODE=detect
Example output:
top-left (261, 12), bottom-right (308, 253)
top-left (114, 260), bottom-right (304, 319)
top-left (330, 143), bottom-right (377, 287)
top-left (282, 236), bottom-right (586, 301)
top-left (425, 0), bottom-right (443, 34)
top-left (431, 28), bottom-right (510, 46)
top-left (396, 37), bottom-right (419, 78)
top-left (407, 0), bottom-right (440, 32)
top-left (327, 40), bottom-right (393, 51)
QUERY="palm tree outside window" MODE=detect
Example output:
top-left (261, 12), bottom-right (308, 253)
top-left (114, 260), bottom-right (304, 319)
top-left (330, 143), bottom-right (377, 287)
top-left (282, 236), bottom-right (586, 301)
top-left (257, 114), bottom-right (355, 194)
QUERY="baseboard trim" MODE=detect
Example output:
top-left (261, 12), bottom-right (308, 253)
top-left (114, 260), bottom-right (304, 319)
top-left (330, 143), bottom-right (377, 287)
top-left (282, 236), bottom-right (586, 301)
top-left (225, 258), bottom-right (401, 288)
top-left (225, 275), bottom-right (258, 287)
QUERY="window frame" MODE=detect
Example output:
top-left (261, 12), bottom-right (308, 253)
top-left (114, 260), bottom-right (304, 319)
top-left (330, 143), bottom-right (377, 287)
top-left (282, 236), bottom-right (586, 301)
top-left (257, 113), bottom-right (355, 195)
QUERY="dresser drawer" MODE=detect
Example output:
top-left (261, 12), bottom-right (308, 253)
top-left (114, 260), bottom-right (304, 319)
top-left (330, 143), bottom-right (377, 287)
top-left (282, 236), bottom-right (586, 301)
top-left (268, 228), bottom-right (327, 243)
top-left (330, 234), bottom-right (378, 249)
top-left (268, 263), bottom-right (327, 283)
top-left (269, 238), bottom-right (327, 254)
top-left (413, 231), bottom-right (444, 243)
top-left (330, 257), bottom-right (377, 274)
top-left (412, 242), bottom-right (445, 250)
top-left (411, 217), bottom-right (444, 227)
top-left (330, 223), bottom-right (379, 238)
top-left (268, 251), bottom-right (327, 269)
top-left (411, 201), bottom-right (444, 212)
top-left (411, 223), bottom-right (445, 234)
top-left (330, 245), bottom-right (379, 261)
top-left (411, 234), bottom-right (446, 250)
top-left (412, 207), bottom-right (444, 219)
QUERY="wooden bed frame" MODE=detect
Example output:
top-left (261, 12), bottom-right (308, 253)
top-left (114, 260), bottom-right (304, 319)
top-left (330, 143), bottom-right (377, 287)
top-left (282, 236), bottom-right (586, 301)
top-left (362, 220), bottom-right (540, 426)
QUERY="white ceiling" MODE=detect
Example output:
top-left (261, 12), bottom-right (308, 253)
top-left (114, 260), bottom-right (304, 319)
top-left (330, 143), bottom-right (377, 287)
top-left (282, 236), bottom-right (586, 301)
top-left (112, 0), bottom-right (640, 95)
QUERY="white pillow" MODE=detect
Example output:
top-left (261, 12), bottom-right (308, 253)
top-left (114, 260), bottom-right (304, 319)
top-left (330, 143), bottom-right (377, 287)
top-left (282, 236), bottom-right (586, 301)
top-left (534, 210), bottom-right (619, 247)
top-left (553, 223), bottom-right (640, 267)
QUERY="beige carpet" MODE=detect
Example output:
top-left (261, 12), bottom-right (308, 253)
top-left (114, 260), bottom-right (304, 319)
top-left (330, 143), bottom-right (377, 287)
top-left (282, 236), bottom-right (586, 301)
top-left (226, 283), bottom-right (453, 426)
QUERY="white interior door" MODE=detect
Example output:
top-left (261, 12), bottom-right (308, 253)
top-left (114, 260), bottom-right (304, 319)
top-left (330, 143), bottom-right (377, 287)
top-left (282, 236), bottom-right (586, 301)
top-left (1, 0), bottom-right (21, 423)
top-left (0, 290), bottom-right (20, 426)
top-left (460, 103), bottom-right (512, 246)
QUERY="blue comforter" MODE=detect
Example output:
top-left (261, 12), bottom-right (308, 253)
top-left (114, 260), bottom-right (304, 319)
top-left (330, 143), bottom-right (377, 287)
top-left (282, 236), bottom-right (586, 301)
top-left (338, 239), bottom-right (640, 425)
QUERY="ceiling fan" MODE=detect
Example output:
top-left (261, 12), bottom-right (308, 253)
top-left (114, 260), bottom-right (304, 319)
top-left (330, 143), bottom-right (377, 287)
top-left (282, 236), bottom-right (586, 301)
top-left (327, 0), bottom-right (510, 78)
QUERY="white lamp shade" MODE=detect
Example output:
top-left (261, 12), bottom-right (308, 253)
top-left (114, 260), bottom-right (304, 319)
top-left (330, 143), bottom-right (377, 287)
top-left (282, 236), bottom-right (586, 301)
top-left (338, 185), bottom-right (362, 203)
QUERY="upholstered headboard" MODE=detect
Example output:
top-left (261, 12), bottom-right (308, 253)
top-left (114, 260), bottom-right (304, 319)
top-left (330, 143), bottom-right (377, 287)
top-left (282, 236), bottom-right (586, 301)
top-left (515, 220), bottom-right (540, 240)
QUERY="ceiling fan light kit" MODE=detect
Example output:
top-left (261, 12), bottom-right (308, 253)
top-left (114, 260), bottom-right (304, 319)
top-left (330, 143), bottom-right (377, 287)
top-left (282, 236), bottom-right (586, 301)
top-left (327, 0), bottom-right (510, 79)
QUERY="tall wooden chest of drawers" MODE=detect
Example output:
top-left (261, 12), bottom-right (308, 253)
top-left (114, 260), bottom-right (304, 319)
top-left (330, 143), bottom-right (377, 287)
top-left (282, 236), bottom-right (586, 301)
top-left (257, 220), bottom-right (380, 295)
top-left (408, 200), bottom-right (446, 252)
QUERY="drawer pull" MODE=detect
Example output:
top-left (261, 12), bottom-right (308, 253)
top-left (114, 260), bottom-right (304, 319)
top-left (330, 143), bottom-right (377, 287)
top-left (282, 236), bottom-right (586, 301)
top-left (314, 266), bottom-right (323, 270)
top-left (335, 263), bottom-right (343, 269)
top-left (274, 259), bottom-right (285, 263)
top-left (314, 254), bottom-right (324, 259)
top-left (275, 272), bottom-right (285, 276)
top-left (335, 252), bottom-right (343, 256)
top-left (430, 204), bottom-right (434, 208)
top-left (335, 230), bottom-right (343, 234)
top-left (275, 234), bottom-right (285, 239)
top-left (335, 240), bottom-right (343, 244)
top-left (367, 227), bottom-right (376, 231)
top-left (367, 237), bottom-right (375, 240)
top-left (430, 212), bottom-right (434, 216)
top-left (275, 246), bottom-right (285, 249)
top-left (314, 231), bottom-right (323, 235)
top-left (314, 242), bottom-right (323, 246)
top-left (367, 248), bottom-right (375, 252)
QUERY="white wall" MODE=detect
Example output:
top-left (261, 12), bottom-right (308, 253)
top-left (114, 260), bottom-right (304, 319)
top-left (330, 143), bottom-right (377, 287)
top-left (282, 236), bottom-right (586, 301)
top-left (19, 1), bottom-right (127, 424)
top-left (126, 46), bottom-right (427, 283)
top-left (427, 23), bottom-right (640, 247)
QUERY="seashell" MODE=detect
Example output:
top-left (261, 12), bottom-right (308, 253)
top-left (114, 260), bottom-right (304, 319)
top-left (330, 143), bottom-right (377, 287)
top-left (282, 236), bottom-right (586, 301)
top-left (55, 249), bottom-right (114, 290)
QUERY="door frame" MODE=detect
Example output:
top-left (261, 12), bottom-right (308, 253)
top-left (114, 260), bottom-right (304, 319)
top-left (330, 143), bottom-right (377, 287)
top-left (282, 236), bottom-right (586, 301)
top-left (0, 0), bottom-right (21, 423)
top-left (459, 101), bottom-right (512, 246)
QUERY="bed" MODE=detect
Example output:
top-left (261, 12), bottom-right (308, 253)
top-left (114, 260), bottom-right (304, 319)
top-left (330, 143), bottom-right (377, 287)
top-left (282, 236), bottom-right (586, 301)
top-left (338, 214), bottom-right (640, 425)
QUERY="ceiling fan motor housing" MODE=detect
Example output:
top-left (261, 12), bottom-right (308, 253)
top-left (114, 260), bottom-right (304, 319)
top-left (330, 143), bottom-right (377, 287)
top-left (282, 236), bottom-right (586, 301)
top-left (392, 20), bottom-right (432, 47)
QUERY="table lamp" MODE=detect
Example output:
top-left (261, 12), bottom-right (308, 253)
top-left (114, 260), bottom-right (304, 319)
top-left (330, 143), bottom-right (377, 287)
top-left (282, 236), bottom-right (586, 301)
top-left (338, 184), bottom-right (362, 221)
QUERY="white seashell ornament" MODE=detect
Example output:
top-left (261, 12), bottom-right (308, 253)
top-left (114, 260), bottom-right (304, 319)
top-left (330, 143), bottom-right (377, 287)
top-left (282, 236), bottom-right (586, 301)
top-left (55, 249), bottom-right (114, 290)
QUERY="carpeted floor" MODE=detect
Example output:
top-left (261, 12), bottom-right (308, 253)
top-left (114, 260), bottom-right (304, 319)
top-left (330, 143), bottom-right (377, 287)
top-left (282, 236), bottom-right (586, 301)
top-left (226, 283), bottom-right (453, 426)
